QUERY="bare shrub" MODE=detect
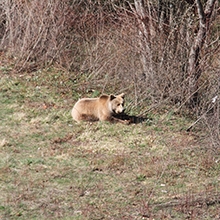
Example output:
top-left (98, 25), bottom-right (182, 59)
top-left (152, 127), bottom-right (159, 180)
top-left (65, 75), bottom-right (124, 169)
top-left (0, 0), bottom-right (88, 71)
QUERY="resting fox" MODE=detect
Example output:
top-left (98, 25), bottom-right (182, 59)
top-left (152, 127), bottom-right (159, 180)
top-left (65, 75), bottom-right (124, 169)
top-left (71, 93), bottom-right (129, 124)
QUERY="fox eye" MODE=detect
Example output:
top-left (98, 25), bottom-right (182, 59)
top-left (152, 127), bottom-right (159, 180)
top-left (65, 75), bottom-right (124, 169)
top-left (117, 104), bottom-right (120, 106)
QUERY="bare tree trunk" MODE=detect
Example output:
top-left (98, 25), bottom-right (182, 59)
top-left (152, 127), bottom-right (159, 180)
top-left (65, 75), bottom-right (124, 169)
top-left (188, 0), bottom-right (217, 107)
top-left (133, 0), bottom-right (153, 82)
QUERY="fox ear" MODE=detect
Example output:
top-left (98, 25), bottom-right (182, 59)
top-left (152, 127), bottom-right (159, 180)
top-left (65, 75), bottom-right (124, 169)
top-left (118, 93), bottom-right (125, 98)
top-left (110, 94), bottom-right (116, 100)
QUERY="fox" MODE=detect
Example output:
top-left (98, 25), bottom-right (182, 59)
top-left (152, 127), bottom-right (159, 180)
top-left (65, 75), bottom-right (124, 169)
top-left (71, 93), bottom-right (129, 124)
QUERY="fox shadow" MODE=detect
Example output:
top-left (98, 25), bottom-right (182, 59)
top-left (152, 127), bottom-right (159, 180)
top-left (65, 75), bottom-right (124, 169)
top-left (114, 112), bottom-right (151, 124)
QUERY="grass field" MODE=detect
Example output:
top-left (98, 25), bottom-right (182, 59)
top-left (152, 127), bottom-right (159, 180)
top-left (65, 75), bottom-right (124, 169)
top-left (0, 65), bottom-right (219, 219)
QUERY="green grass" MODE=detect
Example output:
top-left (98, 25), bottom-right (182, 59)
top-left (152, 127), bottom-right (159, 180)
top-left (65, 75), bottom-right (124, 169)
top-left (0, 66), bottom-right (219, 219)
